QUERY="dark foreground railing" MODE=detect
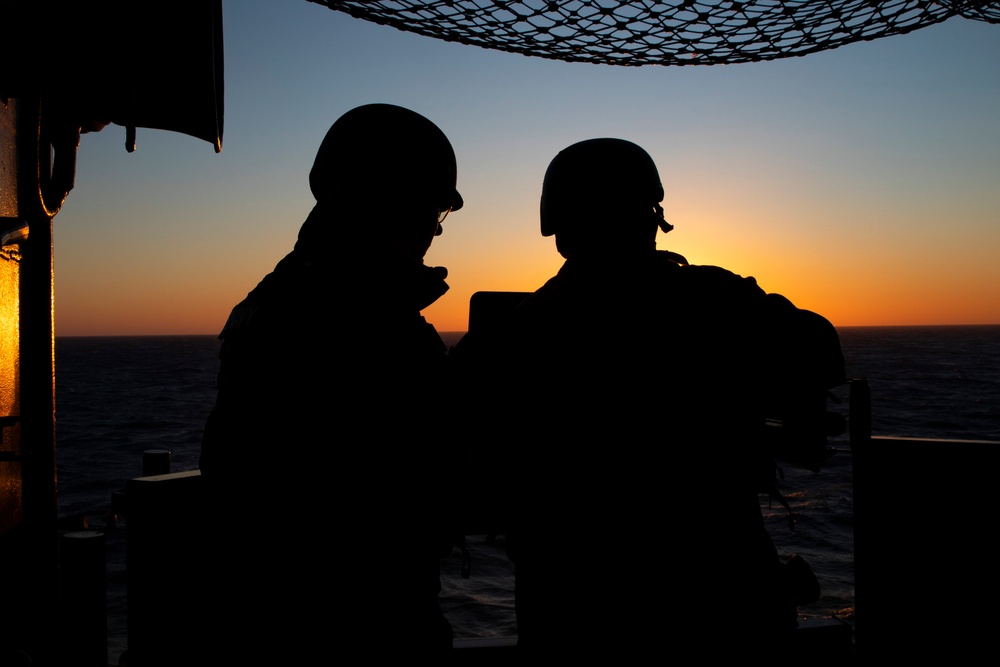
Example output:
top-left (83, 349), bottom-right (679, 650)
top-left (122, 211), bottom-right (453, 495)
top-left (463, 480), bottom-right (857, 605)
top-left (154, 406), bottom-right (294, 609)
top-left (60, 411), bottom-right (1000, 665)
top-left (117, 469), bottom-right (855, 666)
top-left (854, 434), bottom-right (1000, 664)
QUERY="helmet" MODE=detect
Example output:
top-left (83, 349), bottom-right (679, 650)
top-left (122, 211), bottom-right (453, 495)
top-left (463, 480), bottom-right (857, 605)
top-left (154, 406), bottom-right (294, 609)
top-left (540, 138), bottom-right (668, 238)
top-left (309, 103), bottom-right (463, 214)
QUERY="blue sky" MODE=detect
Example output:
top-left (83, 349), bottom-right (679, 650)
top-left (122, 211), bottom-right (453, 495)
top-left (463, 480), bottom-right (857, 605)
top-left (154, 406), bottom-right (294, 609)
top-left (52, 0), bottom-right (1000, 335)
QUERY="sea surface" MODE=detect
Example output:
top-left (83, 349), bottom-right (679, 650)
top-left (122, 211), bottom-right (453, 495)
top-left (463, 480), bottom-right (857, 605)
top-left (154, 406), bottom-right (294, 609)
top-left (52, 325), bottom-right (1000, 663)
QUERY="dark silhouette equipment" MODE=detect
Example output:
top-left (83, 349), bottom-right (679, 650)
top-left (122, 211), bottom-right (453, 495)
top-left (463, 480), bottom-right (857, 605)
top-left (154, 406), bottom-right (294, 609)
top-left (0, 3), bottom-right (223, 665)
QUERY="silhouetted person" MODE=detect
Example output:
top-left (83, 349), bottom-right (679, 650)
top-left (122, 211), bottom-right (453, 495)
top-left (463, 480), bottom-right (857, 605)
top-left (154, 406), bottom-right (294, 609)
top-left (199, 104), bottom-right (464, 662)
top-left (451, 138), bottom-right (845, 660)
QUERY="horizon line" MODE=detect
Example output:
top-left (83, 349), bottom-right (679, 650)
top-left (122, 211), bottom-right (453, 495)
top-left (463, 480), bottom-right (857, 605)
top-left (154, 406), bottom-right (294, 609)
top-left (54, 322), bottom-right (1000, 338)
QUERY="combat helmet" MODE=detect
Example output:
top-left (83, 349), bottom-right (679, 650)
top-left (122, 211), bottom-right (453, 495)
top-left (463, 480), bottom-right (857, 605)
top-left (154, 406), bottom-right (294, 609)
top-left (309, 103), bottom-right (463, 216)
top-left (540, 138), bottom-right (671, 239)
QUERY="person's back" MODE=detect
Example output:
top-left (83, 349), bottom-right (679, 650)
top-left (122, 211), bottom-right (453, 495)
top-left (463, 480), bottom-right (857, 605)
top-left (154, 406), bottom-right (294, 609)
top-left (198, 104), bottom-right (464, 662)
top-left (452, 138), bottom-right (844, 659)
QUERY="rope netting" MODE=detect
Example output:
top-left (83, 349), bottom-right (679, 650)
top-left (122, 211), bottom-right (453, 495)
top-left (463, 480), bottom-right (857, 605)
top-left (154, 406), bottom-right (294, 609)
top-left (308, 0), bottom-right (1000, 66)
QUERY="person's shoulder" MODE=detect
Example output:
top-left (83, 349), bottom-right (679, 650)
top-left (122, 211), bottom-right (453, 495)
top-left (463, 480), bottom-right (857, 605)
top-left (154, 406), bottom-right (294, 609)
top-left (219, 255), bottom-right (318, 341)
top-left (673, 261), bottom-right (764, 295)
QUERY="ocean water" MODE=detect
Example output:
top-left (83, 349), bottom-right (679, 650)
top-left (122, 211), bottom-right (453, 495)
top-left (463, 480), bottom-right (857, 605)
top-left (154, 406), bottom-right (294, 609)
top-left (52, 325), bottom-right (1000, 663)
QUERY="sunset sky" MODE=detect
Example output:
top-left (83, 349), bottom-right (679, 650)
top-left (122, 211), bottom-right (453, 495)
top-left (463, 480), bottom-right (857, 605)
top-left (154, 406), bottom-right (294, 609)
top-left (51, 0), bottom-right (1000, 336)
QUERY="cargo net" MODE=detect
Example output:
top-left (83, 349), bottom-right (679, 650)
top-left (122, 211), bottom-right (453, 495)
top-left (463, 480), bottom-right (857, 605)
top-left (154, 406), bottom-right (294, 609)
top-left (309, 0), bottom-right (1000, 66)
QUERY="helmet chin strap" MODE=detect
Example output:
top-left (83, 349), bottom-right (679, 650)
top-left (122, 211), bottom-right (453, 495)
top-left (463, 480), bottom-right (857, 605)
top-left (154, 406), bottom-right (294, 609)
top-left (654, 203), bottom-right (674, 233)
